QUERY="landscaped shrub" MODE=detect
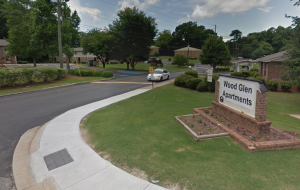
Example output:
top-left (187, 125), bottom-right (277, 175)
top-left (255, 76), bottom-right (266, 84)
top-left (252, 72), bottom-right (260, 78)
top-left (189, 57), bottom-right (197, 60)
top-left (203, 74), bottom-right (219, 92)
top-left (231, 72), bottom-right (246, 77)
top-left (214, 67), bottom-right (230, 72)
top-left (280, 81), bottom-right (292, 91)
top-left (172, 54), bottom-right (188, 66)
top-left (154, 52), bottom-right (160, 57)
top-left (168, 58), bottom-right (171, 61)
top-left (187, 78), bottom-right (202, 90)
top-left (196, 81), bottom-right (208, 92)
top-left (185, 69), bottom-right (198, 78)
top-left (188, 63), bottom-right (195, 67)
top-left (102, 71), bottom-right (113, 78)
top-left (268, 80), bottom-right (278, 91)
top-left (250, 68), bottom-right (258, 72)
top-left (174, 74), bottom-right (194, 87)
top-left (17, 61), bottom-right (27, 64)
top-left (0, 67), bottom-right (67, 88)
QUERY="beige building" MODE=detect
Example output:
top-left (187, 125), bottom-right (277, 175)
top-left (174, 47), bottom-right (202, 58)
top-left (0, 39), bottom-right (17, 64)
top-left (150, 46), bottom-right (159, 56)
top-left (49, 47), bottom-right (97, 63)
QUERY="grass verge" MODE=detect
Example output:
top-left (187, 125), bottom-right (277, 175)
top-left (83, 83), bottom-right (300, 190)
top-left (0, 75), bottom-right (105, 96)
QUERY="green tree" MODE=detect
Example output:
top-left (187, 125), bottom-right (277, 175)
top-left (281, 0), bottom-right (300, 86)
top-left (61, 2), bottom-right (80, 72)
top-left (5, 0), bottom-right (57, 67)
top-left (172, 54), bottom-right (188, 67)
top-left (154, 29), bottom-right (172, 47)
top-left (200, 36), bottom-right (231, 69)
top-left (229, 29), bottom-right (242, 40)
top-left (0, 0), bottom-right (8, 39)
top-left (109, 7), bottom-right (158, 70)
top-left (81, 28), bottom-right (114, 68)
top-left (251, 41), bottom-right (274, 59)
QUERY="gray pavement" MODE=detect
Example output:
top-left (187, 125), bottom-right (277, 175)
top-left (0, 69), bottom-right (184, 189)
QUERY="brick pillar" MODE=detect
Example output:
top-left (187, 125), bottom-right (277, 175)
top-left (255, 90), bottom-right (268, 122)
top-left (215, 81), bottom-right (220, 103)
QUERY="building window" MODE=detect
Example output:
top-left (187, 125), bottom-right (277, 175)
top-left (74, 52), bottom-right (77, 55)
top-left (4, 47), bottom-right (7, 51)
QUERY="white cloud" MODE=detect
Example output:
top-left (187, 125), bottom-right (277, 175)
top-left (118, 0), bottom-right (160, 10)
top-left (179, 0), bottom-right (270, 21)
top-left (257, 7), bottom-right (274, 13)
top-left (68, 0), bottom-right (102, 22)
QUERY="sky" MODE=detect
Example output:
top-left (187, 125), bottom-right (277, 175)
top-left (67, 0), bottom-right (300, 41)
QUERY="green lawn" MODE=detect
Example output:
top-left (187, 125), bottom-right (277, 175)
top-left (97, 62), bottom-right (189, 72)
top-left (0, 75), bottom-right (105, 96)
top-left (83, 83), bottom-right (300, 190)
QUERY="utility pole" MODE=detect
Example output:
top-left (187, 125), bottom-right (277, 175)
top-left (214, 25), bottom-right (217, 34)
top-left (57, 0), bottom-right (63, 68)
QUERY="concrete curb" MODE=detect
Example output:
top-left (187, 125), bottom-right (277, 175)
top-left (0, 77), bottom-right (114, 98)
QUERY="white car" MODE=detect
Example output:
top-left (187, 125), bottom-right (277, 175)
top-left (147, 69), bottom-right (170, 81)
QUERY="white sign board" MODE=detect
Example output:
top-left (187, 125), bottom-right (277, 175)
top-left (218, 76), bottom-right (260, 117)
top-left (207, 69), bottom-right (213, 76)
top-left (207, 76), bottom-right (212, 82)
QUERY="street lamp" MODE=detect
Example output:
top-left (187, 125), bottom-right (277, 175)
top-left (182, 35), bottom-right (189, 65)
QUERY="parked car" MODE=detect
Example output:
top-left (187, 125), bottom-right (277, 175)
top-left (147, 69), bottom-right (170, 81)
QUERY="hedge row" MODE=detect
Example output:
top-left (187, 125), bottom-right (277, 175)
top-left (0, 67), bottom-right (67, 88)
top-left (174, 69), bottom-right (219, 92)
top-left (70, 69), bottom-right (113, 78)
top-left (231, 71), bottom-right (265, 84)
top-left (214, 67), bottom-right (230, 72)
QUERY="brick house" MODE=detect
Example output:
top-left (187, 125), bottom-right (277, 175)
top-left (174, 47), bottom-right (202, 59)
top-left (257, 51), bottom-right (287, 83)
top-left (49, 47), bottom-right (97, 63)
top-left (257, 50), bottom-right (298, 92)
top-left (0, 39), bottom-right (18, 64)
top-left (150, 46), bottom-right (159, 56)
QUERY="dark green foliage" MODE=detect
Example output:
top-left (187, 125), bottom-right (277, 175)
top-left (250, 68), bottom-right (258, 72)
top-left (196, 81), bottom-right (208, 92)
top-left (172, 54), bottom-right (188, 66)
top-left (214, 67), bottom-right (230, 72)
top-left (203, 74), bottom-right (219, 92)
top-left (185, 69), bottom-right (198, 78)
top-left (255, 76), bottom-right (266, 84)
top-left (189, 57), bottom-right (197, 60)
top-left (280, 81), bottom-right (292, 91)
top-left (174, 74), bottom-right (194, 87)
top-left (268, 80), bottom-right (278, 91)
top-left (188, 63), bottom-right (195, 66)
top-left (70, 69), bottom-right (113, 78)
top-left (0, 68), bottom-right (67, 88)
top-left (17, 61), bottom-right (28, 64)
top-left (187, 78), bottom-right (202, 90)
top-left (252, 72), bottom-right (260, 78)
top-left (231, 72), bottom-right (246, 77)
top-left (154, 52), bottom-right (160, 57)
top-left (297, 84), bottom-right (300, 92)
top-left (200, 36), bottom-right (231, 69)
top-left (168, 58), bottom-right (171, 61)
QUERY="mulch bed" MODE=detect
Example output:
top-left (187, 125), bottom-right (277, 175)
top-left (200, 108), bottom-right (297, 143)
top-left (180, 114), bottom-right (226, 135)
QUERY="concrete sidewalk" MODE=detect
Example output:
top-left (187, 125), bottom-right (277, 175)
top-left (14, 89), bottom-right (168, 190)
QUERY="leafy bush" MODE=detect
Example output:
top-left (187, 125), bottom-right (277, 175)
top-left (268, 80), bottom-right (278, 91)
top-left (280, 81), bottom-right (292, 91)
top-left (0, 67), bottom-right (67, 88)
top-left (154, 52), bottom-right (160, 57)
top-left (188, 63), bottom-right (195, 67)
top-left (196, 81), bottom-right (208, 92)
top-left (168, 58), bottom-right (171, 61)
top-left (174, 74), bottom-right (194, 87)
top-left (255, 76), bottom-right (266, 84)
top-left (172, 54), bottom-right (188, 66)
top-left (214, 67), bottom-right (230, 72)
top-left (189, 57), bottom-right (197, 60)
top-left (187, 78), bottom-right (202, 90)
top-left (185, 69), bottom-right (198, 78)
top-left (250, 68), bottom-right (258, 72)
top-left (252, 72), bottom-right (260, 78)
top-left (17, 61), bottom-right (27, 64)
top-left (102, 71), bottom-right (113, 78)
top-left (231, 72), bottom-right (246, 77)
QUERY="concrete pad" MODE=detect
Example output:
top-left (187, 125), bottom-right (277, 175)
top-left (25, 177), bottom-right (58, 190)
top-left (64, 165), bottom-right (150, 190)
top-left (30, 125), bottom-right (46, 155)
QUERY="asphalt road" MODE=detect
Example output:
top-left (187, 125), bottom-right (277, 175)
top-left (0, 68), bottom-right (196, 188)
